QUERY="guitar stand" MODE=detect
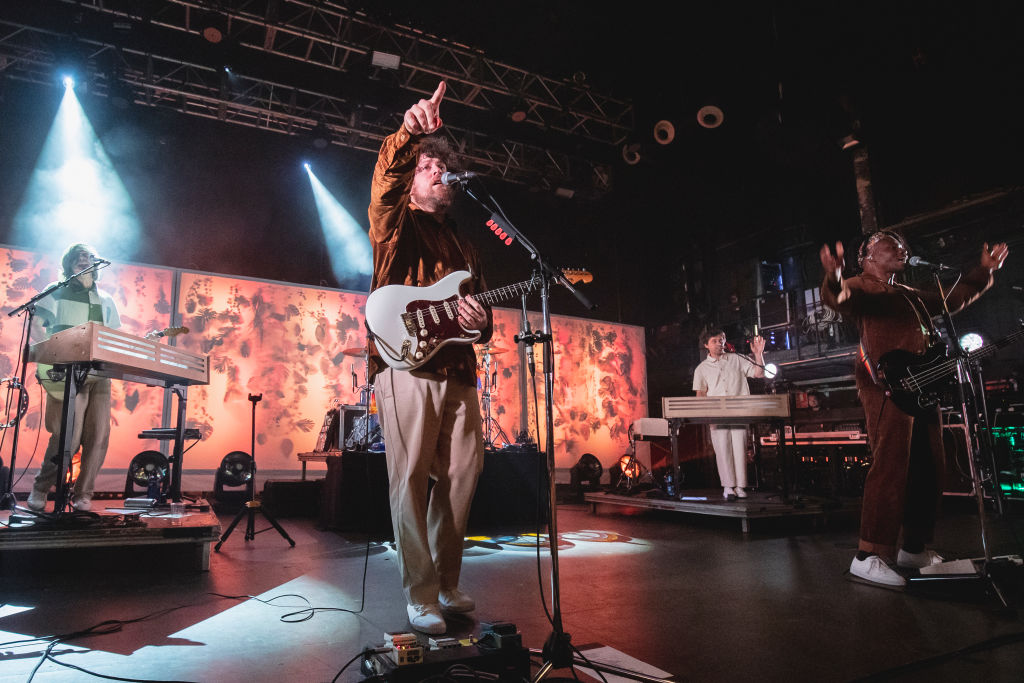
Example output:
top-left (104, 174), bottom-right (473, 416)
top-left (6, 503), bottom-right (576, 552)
top-left (215, 393), bottom-right (295, 551)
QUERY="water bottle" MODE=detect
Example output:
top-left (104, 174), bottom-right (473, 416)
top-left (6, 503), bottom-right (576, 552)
top-left (147, 473), bottom-right (161, 503)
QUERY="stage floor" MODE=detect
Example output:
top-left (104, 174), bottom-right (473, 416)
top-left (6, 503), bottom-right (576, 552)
top-left (0, 495), bottom-right (1022, 682)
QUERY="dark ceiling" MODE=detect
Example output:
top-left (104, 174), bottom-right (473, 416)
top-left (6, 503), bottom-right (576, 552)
top-left (1, 1), bottom-right (1023, 330)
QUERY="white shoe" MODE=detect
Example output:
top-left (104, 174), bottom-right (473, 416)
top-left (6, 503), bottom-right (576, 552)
top-left (897, 548), bottom-right (944, 569)
top-left (72, 497), bottom-right (93, 512)
top-left (407, 603), bottom-right (446, 634)
top-left (734, 487), bottom-right (748, 499)
top-left (850, 555), bottom-right (906, 587)
top-left (723, 487), bottom-right (736, 500)
top-left (439, 588), bottom-right (475, 613)
top-left (26, 488), bottom-right (47, 512)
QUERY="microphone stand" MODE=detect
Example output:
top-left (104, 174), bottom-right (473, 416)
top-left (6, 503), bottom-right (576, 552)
top-left (908, 267), bottom-right (1011, 606)
top-left (462, 182), bottom-right (666, 683)
top-left (1, 261), bottom-right (106, 513)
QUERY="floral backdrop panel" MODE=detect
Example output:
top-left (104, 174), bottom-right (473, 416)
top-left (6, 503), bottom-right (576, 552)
top-left (175, 272), bottom-right (368, 470)
top-left (524, 312), bottom-right (648, 471)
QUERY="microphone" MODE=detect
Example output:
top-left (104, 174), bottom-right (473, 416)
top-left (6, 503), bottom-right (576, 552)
top-left (91, 256), bottom-right (111, 266)
top-left (440, 171), bottom-right (477, 185)
top-left (907, 255), bottom-right (955, 271)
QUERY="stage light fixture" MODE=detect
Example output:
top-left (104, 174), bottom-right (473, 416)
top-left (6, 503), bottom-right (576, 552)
top-left (696, 104), bottom-right (724, 129)
top-left (653, 120), bottom-right (675, 145)
top-left (509, 97), bottom-right (530, 123)
top-left (311, 120), bottom-right (332, 149)
top-left (764, 362), bottom-right (779, 380)
top-left (371, 50), bottom-right (401, 70)
top-left (570, 453), bottom-right (603, 490)
top-left (124, 450), bottom-right (169, 498)
top-left (62, 75), bottom-right (75, 90)
top-left (216, 451), bottom-right (253, 488)
top-left (959, 332), bottom-right (984, 353)
top-left (618, 453), bottom-right (641, 480)
top-left (622, 143), bottom-right (642, 165)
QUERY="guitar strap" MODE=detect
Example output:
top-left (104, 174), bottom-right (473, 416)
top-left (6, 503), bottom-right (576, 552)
top-left (895, 284), bottom-right (940, 344)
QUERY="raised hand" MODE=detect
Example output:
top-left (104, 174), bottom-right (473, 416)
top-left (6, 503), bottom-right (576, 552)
top-left (981, 242), bottom-right (1009, 271)
top-left (750, 335), bottom-right (767, 357)
top-left (404, 81), bottom-right (446, 135)
top-left (820, 241), bottom-right (845, 281)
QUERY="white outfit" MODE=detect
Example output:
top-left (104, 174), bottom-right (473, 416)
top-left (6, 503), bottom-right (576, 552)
top-left (692, 353), bottom-right (759, 489)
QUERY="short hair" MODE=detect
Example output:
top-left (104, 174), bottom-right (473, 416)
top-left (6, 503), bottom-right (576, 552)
top-left (700, 328), bottom-right (726, 347)
top-left (416, 134), bottom-right (458, 169)
top-left (857, 230), bottom-right (907, 267)
top-left (61, 243), bottom-right (97, 278)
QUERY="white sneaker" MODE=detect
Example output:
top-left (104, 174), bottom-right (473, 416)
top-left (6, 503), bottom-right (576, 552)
top-left (734, 487), bottom-right (748, 499)
top-left (723, 487), bottom-right (736, 500)
top-left (72, 496), bottom-right (93, 512)
top-left (26, 488), bottom-right (47, 512)
top-left (850, 555), bottom-right (906, 587)
top-left (897, 548), bottom-right (944, 569)
top-left (439, 588), bottom-right (475, 613)
top-left (407, 603), bottom-right (446, 634)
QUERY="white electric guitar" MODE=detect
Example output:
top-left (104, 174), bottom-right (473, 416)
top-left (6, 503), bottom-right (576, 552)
top-left (365, 269), bottom-right (591, 371)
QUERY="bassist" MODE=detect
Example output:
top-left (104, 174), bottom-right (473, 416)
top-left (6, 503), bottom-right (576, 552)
top-left (819, 231), bottom-right (1008, 588)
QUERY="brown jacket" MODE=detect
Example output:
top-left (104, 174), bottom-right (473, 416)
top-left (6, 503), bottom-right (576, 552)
top-left (821, 265), bottom-right (993, 386)
top-left (366, 126), bottom-right (493, 385)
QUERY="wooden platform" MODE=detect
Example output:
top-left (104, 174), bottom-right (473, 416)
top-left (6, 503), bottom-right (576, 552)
top-left (0, 499), bottom-right (221, 571)
top-left (584, 488), bottom-right (858, 533)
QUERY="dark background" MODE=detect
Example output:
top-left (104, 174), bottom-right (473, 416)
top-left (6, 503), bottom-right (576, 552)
top-left (2, 1), bottom-right (1023, 400)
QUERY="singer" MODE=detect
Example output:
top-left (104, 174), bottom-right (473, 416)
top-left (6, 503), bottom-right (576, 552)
top-left (26, 243), bottom-right (121, 513)
top-left (692, 328), bottom-right (766, 499)
top-left (366, 80), bottom-right (493, 634)
top-left (819, 231), bottom-right (1009, 588)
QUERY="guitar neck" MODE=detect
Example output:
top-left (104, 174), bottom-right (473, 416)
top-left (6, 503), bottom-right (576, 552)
top-left (969, 327), bottom-right (1024, 361)
top-left (473, 276), bottom-right (543, 307)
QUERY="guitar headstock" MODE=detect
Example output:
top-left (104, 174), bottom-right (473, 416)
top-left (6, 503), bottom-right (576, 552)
top-left (164, 326), bottom-right (190, 337)
top-left (561, 268), bottom-right (593, 284)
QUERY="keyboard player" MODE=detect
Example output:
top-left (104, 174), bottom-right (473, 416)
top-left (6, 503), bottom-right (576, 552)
top-left (26, 243), bottom-right (120, 513)
top-left (692, 328), bottom-right (766, 500)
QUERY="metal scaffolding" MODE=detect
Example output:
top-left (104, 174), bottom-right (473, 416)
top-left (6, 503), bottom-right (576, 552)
top-left (0, 0), bottom-right (634, 195)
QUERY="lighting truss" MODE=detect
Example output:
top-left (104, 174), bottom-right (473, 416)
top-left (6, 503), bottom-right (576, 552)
top-left (0, 0), bottom-right (633, 195)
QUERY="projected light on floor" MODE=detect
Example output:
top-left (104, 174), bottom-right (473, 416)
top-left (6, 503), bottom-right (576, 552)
top-left (12, 78), bottom-right (141, 257)
top-left (304, 164), bottom-right (372, 290)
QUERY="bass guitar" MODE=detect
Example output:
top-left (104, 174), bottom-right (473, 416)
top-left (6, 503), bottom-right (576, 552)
top-left (365, 269), bottom-right (591, 371)
top-left (877, 322), bottom-right (1024, 416)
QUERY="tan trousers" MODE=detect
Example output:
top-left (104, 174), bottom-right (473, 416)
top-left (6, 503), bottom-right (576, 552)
top-left (32, 377), bottom-right (112, 503)
top-left (374, 368), bottom-right (484, 606)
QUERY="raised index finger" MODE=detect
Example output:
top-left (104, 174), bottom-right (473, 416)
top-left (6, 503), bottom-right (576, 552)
top-left (429, 81), bottom-right (446, 105)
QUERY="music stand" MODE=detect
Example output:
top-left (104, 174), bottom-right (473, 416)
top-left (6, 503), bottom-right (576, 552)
top-left (215, 393), bottom-right (295, 551)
